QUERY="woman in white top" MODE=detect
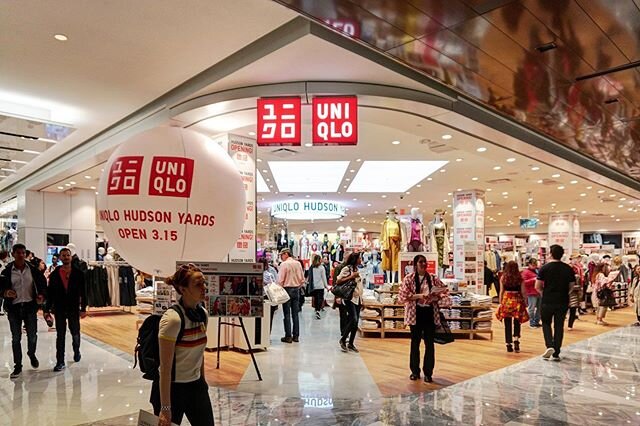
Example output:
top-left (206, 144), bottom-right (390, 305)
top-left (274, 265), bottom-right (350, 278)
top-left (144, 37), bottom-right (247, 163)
top-left (308, 254), bottom-right (329, 320)
top-left (153, 264), bottom-right (213, 426)
top-left (261, 257), bottom-right (279, 333)
top-left (335, 252), bottom-right (364, 353)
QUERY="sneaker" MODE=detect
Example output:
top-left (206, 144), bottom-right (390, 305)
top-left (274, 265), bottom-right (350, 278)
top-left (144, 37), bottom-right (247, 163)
top-left (73, 352), bottom-right (81, 363)
top-left (10, 367), bottom-right (21, 379)
top-left (280, 337), bottom-right (292, 344)
top-left (506, 344), bottom-right (513, 353)
top-left (552, 356), bottom-right (561, 362)
top-left (315, 312), bottom-right (321, 320)
top-left (542, 348), bottom-right (554, 360)
top-left (339, 340), bottom-right (348, 353)
top-left (53, 363), bottom-right (65, 372)
top-left (29, 355), bottom-right (39, 369)
top-left (347, 344), bottom-right (359, 353)
top-left (514, 341), bottom-right (520, 353)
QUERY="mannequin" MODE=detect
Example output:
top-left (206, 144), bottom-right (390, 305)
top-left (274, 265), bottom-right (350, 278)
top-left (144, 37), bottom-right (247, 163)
top-left (331, 237), bottom-right (341, 262)
top-left (97, 247), bottom-right (106, 261)
top-left (289, 232), bottom-right (300, 258)
top-left (299, 230), bottom-right (310, 260)
top-left (277, 229), bottom-right (288, 251)
top-left (310, 231), bottom-right (321, 257)
top-left (321, 234), bottom-right (330, 254)
top-left (429, 209), bottom-right (450, 274)
top-left (407, 207), bottom-right (426, 252)
top-left (381, 208), bottom-right (403, 283)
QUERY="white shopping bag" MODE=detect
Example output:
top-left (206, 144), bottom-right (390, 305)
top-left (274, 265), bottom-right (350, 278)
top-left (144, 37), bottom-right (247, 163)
top-left (138, 409), bottom-right (179, 426)
top-left (265, 283), bottom-right (290, 305)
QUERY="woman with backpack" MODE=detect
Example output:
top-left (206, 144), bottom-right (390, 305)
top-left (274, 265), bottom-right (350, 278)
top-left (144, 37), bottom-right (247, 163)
top-left (151, 263), bottom-right (213, 426)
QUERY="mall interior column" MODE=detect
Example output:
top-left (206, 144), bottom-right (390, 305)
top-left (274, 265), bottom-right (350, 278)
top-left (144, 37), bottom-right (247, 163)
top-left (17, 189), bottom-right (96, 261)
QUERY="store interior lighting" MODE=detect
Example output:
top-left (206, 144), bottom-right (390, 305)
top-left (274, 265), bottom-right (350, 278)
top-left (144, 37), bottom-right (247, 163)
top-left (269, 161), bottom-right (349, 192)
top-left (348, 160), bottom-right (448, 193)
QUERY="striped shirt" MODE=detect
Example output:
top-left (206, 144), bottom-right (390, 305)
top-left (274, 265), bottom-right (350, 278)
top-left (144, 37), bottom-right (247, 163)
top-left (158, 305), bottom-right (207, 383)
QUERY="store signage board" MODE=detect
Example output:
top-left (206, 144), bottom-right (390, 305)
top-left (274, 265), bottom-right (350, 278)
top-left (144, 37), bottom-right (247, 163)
top-left (324, 18), bottom-right (361, 38)
top-left (312, 96), bottom-right (358, 145)
top-left (398, 252), bottom-right (438, 283)
top-left (520, 217), bottom-right (539, 229)
top-left (97, 127), bottom-right (246, 276)
top-left (256, 97), bottom-right (302, 146)
top-left (548, 213), bottom-right (579, 260)
top-left (453, 190), bottom-right (485, 294)
top-left (177, 261), bottom-right (264, 317)
top-left (270, 199), bottom-right (346, 220)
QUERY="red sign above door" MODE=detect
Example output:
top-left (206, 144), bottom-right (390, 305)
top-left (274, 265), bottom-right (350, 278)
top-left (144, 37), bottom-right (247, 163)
top-left (312, 96), bottom-right (358, 145)
top-left (256, 97), bottom-right (301, 146)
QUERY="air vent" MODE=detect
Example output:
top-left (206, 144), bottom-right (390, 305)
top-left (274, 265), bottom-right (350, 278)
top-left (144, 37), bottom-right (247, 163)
top-left (576, 59), bottom-right (640, 82)
top-left (421, 139), bottom-right (457, 153)
top-left (270, 148), bottom-right (299, 158)
top-left (600, 197), bottom-right (615, 203)
top-left (486, 178), bottom-right (511, 185)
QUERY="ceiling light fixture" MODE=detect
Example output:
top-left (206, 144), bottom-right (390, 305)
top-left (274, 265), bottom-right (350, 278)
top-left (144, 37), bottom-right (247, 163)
top-left (537, 179), bottom-right (544, 184)
top-left (23, 149), bottom-right (40, 155)
top-left (256, 172), bottom-right (269, 193)
top-left (10, 160), bottom-right (27, 164)
top-left (477, 147), bottom-right (487, 153)
top-left (84, 175), bottom-right (92, 179)
top-left (304, 143), bottom-right (312, 147)
top-left (441, 134), bottom-right (452, 140)
top-left (270, 161), bottom-right (348, 192)
top-left (557, 186), bottom-right (565, 190)
top-left (597, 190), bottom-right (605, 193)
top-left (531, 166), bottom-right (540, 171)
top-left (248, 131), bottom-right (256, 136)
top-left (90, 186), bottom-right (96, 190)
top-left (552, 174), bottom-right (560, 178)
top-left (472, 177), bottom-right (478, 181)
top-left (456, 158), bottom-right (463, 162)
top-left (57, 186), bottom-right (64, 190)
top-left (391, 140), bottom-right (400, 145)
top-left (570, 180), bottom-right (578, 184)
top-left (1, 168), bottom-right (16, 173)
top-left (580, 193), bottom-right (587, 197)
top-left (54, 34), bottom-right (68, 41)
top-left (493, 166), bottom-right (501, 170)
top-left (506, 158), bottom-right (516, 162)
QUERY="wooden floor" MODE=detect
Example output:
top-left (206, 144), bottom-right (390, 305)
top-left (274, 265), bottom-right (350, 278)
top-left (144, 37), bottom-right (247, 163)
top-left (80, 305), bottom-right (637, 397)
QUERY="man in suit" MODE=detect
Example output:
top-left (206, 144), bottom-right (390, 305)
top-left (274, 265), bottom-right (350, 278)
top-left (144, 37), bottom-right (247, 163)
top-left (47, 247), bottom-right (87, 372)
top-left (0, 244), bottom-right (47, 379)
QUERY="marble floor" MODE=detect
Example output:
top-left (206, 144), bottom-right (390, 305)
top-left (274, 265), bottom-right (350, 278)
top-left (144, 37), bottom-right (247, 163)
top-left (2, 309), bottom-right (639, 425)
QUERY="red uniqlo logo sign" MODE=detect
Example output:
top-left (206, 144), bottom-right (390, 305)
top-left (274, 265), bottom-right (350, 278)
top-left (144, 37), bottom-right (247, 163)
top-left (107, 156), bottom-right (144, 195)
top-left (312, 96), bottom-right (358, 145)
top-left (256, 97), bottom-right (301, 146)
top-left (148, 156), bottom-right (194, 198)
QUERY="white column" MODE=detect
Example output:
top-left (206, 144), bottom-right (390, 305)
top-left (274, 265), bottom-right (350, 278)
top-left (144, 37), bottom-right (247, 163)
top-left (453, 190), bottom-right (485, 294)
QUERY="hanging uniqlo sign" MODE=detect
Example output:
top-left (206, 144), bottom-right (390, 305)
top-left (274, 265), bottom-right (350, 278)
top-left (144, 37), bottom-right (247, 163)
top-left (312, 96), bottom-right (358, 145)
top-left (256, 97), bottom-right (301, 146)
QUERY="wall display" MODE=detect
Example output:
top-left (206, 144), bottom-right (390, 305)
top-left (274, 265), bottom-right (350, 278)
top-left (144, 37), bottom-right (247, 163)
top-left (312, 96), bottom-right (358, 145)
top-left (381, 209), bottom-right (403, 282)
top-left (453, 190), bottom-right (485, 293)
top-left (97, 127), bottom-right (246, 276)
top-left (177, 261), bottom-right (264, 318)
top-left (215, 133), bottom-right (257, 263)
top-left (463, 241), bottom-right (483, 293)
top-left (256, 97), bottom-right (302, 146)
top-left (153, 280), bottom-right (173, 315)
top-left (270, 200), bottom-right (346, 220)
top-left (548, 213), bottom-right (580, 259)
top-left (398, 251), bottom-right (438, 283)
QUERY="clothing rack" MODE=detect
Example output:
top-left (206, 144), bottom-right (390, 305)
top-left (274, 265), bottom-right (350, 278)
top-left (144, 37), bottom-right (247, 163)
top-left (86, 260), bottom-right (134, 314)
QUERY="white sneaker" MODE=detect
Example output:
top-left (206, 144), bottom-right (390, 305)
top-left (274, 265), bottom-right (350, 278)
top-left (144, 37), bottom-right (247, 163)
top-left (542, 348), bottom-right (554, 360)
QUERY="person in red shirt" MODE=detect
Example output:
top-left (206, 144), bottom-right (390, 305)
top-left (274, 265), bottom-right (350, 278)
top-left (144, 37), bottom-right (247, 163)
top-left (46, 248), bottom-right (87, 372)
top-left (521, 258), bottom-right (541, 328)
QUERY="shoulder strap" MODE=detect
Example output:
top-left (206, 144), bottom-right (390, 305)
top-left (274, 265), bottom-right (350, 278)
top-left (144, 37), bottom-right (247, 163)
top-left (170, 305), bottom-right (186, 343)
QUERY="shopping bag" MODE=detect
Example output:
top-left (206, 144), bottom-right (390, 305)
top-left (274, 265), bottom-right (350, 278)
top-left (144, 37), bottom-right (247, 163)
top-left (434, 312), bottom-right (454, 345)
top-left (137, 409), bottom-right (178, 426)
top-left (265, 283), bottom-right (290, 305)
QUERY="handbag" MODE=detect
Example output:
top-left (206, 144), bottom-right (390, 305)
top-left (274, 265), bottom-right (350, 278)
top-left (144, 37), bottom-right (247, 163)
top-left (434, 311), bottom-right (454, 345)
top-left (597, 287), bottom-right (616, 307)
top-left (332, 279), bottom-right (357, 300)
top-left (265, 284), bottom-right (290, 305)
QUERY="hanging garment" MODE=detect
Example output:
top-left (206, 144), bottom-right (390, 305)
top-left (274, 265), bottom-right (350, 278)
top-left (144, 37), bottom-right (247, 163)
top-left (381, 218), bottom-right (401, 272)
top-left (106, 265), bottom-right (120, 307)
top-left (86, 267), bottom-right (111, 307)
top-left (429, 221), bottom-right (450, 267)
top-left (118, 266), bottom-right (137, 306)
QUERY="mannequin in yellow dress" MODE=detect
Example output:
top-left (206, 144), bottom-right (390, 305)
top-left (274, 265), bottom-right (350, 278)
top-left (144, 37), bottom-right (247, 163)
top-left (380, 209), bottom-right (403, 283)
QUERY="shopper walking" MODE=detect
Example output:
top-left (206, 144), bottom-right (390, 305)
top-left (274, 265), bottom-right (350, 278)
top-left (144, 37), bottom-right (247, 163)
top-left (568, 253), bottom-right (584, 330)
top-left (630, 265), bottom-right (640, 326)
top-left (522, 258), bottom-right (541, 328)
top-left (276, 248), bottom-right (305, 343)
top-left (335, 252), bottom-right (364, 353)
top-left (308, 254), bottom-right (328, 319)
top-left (496, 261), bottom-right (529, 353)
top-left (398, 254), bottom-right (451, 383)
top-left (152, 263), bottom-right (213, 426)
top-left (592, 262), bottom-right (615, 325)
top-left (0, 244), bottom-right (47, 379)
top-left (0, 250), bottom-right (9, 315)
top-left (46, 248), bottom-right (87, 371)
top-left (535, 245), bottom-right (575, 361)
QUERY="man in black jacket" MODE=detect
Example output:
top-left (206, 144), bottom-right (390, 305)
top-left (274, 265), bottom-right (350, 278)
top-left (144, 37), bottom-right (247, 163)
top-left (47, 247), bottom-right (87, 372)
top-left (0, 244), bottom-right (47, 379)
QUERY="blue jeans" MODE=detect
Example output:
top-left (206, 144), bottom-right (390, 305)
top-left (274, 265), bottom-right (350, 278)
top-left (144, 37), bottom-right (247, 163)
top-left (527, 295), bottom-right (541, 326)
top-left (282, 287), bottom-right (300, 339)
top-left (7, 302), bottom-right (38, 368)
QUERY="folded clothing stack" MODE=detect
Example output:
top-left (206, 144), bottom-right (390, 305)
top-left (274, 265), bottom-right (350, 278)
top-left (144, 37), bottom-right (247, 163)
top-left (448, 321), bottom-right (461, 330)
top-left (361, 320), bottom-right (380, 329)
top-left (395, 308), bottom-right (405, 317)
top-left (384, 320), bottom-right (395, 329)
top-left (474, 321), bottom-right (492, 330)
top-left (460, 321), bottom-right (471, 330)
top-left (383, 308), bottom-right (395, 317)
top-left (362, 309), bottom-right (380, 318)
top-left (469, 294), bottom-right (492, 307)
top-left (381, 297), bottom-right (395, 304)
top-left (394, 321), bottom-right (407, 329)
top-left (475, 309), bottom-right (493, 319)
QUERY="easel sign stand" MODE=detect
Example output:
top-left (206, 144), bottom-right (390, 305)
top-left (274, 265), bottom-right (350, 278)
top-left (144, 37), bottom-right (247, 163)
top-left (177, 261), bottom-right (264, 382)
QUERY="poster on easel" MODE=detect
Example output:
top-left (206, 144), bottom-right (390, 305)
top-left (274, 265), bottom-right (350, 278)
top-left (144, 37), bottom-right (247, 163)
top-left (176, 261), bottom-right (264, 317)
top-left (398, 252), bottom-right (438, 283)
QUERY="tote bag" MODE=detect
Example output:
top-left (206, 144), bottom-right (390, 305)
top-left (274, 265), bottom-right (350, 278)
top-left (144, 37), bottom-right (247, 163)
top-left (265, 283), bottom-right (290, 305)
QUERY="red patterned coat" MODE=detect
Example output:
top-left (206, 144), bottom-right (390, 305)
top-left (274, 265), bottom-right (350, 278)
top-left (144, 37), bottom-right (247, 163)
top-left (398, 272), bottom-right (452, 327)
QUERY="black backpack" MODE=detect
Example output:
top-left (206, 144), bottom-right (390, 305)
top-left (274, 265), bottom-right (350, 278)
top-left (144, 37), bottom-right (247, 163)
top-left (133, 305), bottom-right (185, 380)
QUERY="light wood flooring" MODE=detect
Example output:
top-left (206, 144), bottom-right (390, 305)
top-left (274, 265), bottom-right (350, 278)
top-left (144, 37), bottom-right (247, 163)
top-left (80, 305), bottom-right (637, 397)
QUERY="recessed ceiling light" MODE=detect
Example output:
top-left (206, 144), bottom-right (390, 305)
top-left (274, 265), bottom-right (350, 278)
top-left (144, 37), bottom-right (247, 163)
top-left (405, 191), bottom-right (410, 195)
top-left (618, 204), bottom-right (624, 208)
top-left (610, 215), bottom-right (616, 218)
top-left (54, 34), bottom-right (68, 41)
top-left (456, 158), bottom-right (463, 162)
top-left (570, 180), bottom-right (578, 184)
top-left (580, 193), bottom-right (587, 197)
top-left (503, 195), bottom-right (508, 199)
top-left (367, 203), bottom-right (371, 207)
top-left (506, 158), bottom-right (516, 162)
top-left (456, 188), bottom-right (462, 191)
top-left (597, 190), bottom-right (605, 193)
top-left (581, 210), bottom-right (587, 214)
top-left (493, 166), bottom-right (501, 171)
top-left (537, 180), bottom-right (543, 184)
top-left (512, 206), bottom-right (518, 209)
top-left (448, 192), bottom-right (453, 196)
top-left (57, 186), bottom-right (64, 190)
top-left (64, 183), bottom-right (70, 186)
top-left (305, 194), bottom-right (310, 198)
top-left (620, 197), bottom-right (627, 201)
top-left (477, 147), bottom-right (487, 152)
top-left (531, 166), bottom-right (540, 171)
top-left (11, 160), bottom-right (27, 164)
top-left (418, 200), bottom-right (423, 203)
top-left (69, 181), bottom-right (76, 185)
top-left (95, 192), bottom-right (99, 195)
top-left (349, 161), bottom-right (447, 193)
top-left (381, 195), bottom-right (387, 198)
top-left (502, 192), bottom-right (508, 195)
top-left (443, 199), bottom-right (448, 202)
top-left (265, 178), bottom-right (270, 182)
top-left (345, 178), bottom-right (350, 181)
top-left (570, 208), bottom-right (576, 211)
top-left (440, 169), bottom-right (446, 173)
top-left (551, 203), bottom-right (556, 206)
top-left (90, 186), bottom-right (96, 190)
top-left (552, 174), bottom-right (560, 178)
top-left (616, 218), bottom-right (621, 222)
top-left (610, 194), bottom-right (616, 197)
top-left (257, 158), bottom-right (262, 163)
top-left (441, 134), bottom-right (452, 140)
top-left (248, 131), bottom-right (256, 136)
top-left (427, 177), bottom-right (432, 181)
top-left (391, 140), bottom-right (400, 145)
top-left (1, 168), bottom-right (16, 173)
top-left (486, 188), bottom-right (492, 192)
top-left (472, 177), bottom-right (478, 181)
top-left (84, 175), bottom-right (92, 179)
top-left (416, 184), bottom-right (421, 188)
top-left (23, 149), bottom-right (40, 155)
top-left (447, 204), bottom-right (451, 208)
top-left (498, 213), bottom-right (502, 216)
top-left (557, 186), bottom-right (565, 190)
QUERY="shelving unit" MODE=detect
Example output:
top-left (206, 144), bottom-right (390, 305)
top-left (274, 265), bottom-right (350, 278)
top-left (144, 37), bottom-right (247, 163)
top-left (444, 305), bottom-right (494, 340)
top-left (613, 282), bottom-right (629, 309)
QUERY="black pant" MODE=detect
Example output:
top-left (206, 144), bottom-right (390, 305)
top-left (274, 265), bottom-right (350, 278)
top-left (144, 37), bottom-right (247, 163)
top-left (409, 306), bottom-right (436, 377)
top-left (340, 300), bottom-right (360, 345)
top-left (282, 287), bottom-right (300, 339)
top-left (55, 311), bottom-right (81, 363)
top-left (7, 302), bottom-right (38, 368)
top-left (269, 305), bottom-right (278, 333)
top-left (568, 307), bottom-right (578, 328)
top-left (151, 377), bottom-right (214, 425)
top-left (541, 304), bottom-right (568, 357)
top-left (312, 289), bottom-right (324, 312)
top-left (504, 317), bottom-right (521, 344)
top-left (337, 302), bottom-right (347, 335)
